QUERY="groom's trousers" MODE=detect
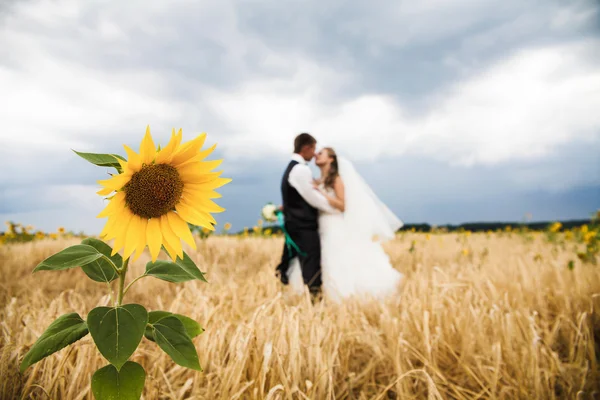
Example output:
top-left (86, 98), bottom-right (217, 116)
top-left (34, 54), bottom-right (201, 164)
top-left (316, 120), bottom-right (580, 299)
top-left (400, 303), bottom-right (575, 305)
top-left (276, 228), bottom-right (322, 294)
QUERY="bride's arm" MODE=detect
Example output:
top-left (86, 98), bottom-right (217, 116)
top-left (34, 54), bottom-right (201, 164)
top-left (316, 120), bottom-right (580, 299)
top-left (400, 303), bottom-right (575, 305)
top-left (322, 177), bottom-right (345, 212)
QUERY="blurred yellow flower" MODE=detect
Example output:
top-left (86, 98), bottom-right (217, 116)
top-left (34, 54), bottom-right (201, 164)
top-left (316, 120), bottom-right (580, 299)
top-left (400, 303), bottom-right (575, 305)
top-left (583, 231), bottom-right (596, 244)
top-left (549, 222), bottom-right (562, 233)
top-left (224, 222), bottom-right (232, 231)
top-left (58, 227), bottom-right (66, 234)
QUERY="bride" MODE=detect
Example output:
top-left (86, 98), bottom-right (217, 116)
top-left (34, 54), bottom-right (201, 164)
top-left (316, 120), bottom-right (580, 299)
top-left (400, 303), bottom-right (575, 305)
top-left (287, 147), bottom-right (404, 302)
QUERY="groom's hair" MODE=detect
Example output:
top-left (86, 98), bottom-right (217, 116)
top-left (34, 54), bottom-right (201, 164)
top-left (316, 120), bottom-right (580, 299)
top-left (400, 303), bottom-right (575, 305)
top-left (294, 133), bottom-right (316, 153)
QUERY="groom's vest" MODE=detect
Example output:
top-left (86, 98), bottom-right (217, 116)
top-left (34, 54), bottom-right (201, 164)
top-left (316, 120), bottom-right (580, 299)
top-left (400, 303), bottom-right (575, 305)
top-left (281, 160), bottom-right (319, 231)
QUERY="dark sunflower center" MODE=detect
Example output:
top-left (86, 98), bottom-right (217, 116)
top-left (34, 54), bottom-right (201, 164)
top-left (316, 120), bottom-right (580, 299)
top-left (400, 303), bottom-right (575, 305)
top-left (124, 164), bottom-right (184, 219)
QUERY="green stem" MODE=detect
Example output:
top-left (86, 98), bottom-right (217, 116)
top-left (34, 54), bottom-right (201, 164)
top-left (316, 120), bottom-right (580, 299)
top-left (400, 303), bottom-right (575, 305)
top-left (100, 255), bottom-right (120, 275)
top-left (123, 274), bottom-right (147, 297)
top-left (106, 282), bottom-right (115, 306)
top-left (116, 258), bottom-right (130, 306)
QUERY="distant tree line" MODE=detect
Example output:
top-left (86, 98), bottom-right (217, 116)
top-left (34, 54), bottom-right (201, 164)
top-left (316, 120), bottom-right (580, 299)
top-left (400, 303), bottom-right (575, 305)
top-left (237, 219), bottom-right (592, 235)
top-left (396, 219), bottom-right (590, 232)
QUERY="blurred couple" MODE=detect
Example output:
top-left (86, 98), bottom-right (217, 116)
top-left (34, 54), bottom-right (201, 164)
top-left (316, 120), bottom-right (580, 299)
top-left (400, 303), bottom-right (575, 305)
top-left (275, 133), bottom-right (404, 302)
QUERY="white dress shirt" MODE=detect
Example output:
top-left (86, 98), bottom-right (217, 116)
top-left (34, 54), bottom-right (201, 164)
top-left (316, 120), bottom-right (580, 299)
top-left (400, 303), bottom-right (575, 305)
top-left (288, 154), bottom-right (338, 214)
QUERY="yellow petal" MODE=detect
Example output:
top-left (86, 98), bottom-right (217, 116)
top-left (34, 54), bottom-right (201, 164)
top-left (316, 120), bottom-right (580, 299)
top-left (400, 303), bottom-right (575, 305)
top-left (133, 218), bottom-right (148, 261)
top-left (189, 177), bottom-right (232, 190)
top-left (111, 211), bottom-right (133, 256)
top-left (180, 171), bottom-right (223, 186)
top-left (123, 215), bottom-right (142, 260)
top-left (182, 189), bottom-right (225, 208)
top-left (123, 144), bottom-right (142, 172)
top-left (174, 143), bottom-right (217, 168)
top-left (98, 172), bottom-right (132, 191)
top-left (118, 158), bottom-right (129, 172)
top-left (167, 212), bottom-right (197, 250)
top-left (181, 196), bottom-right (225, 213)
top-left (183, 187), bottom-right (222, 199)
top-left (205, 177), bottom-right (232, 190)
top-left (139, 125), bottom-right (156, 165)
top-left (97, 192), bottom-right (126, 218)
top-left (175, 202), bottom-right (215, 227)
top-left (160, 214), bottom-right (183, 259)
top-left (155, 128), bottom-right (183, 164)
top-left (97, 187), bottom-right (115, 196)
top-left (146, 218), bottom-right (162, 262)
top-left (177, 160), bottom-right (223, 182)
top-left (180, 193), bottom-right (225, 213)
top-left (102, 209), bottom-right (131, 240)
top-left (178, 159), bottom-right (222, 174)
top-left (100, 215), bottom-right (119, 238)
top-left (162, 240), bottom-right (178, 261)
top-left (171, 133), bottom-right (207, 166)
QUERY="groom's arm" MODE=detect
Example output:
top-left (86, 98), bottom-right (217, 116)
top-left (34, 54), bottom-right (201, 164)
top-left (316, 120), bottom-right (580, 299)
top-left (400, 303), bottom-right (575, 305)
top-left (288, 165), bottom-right (338, 213)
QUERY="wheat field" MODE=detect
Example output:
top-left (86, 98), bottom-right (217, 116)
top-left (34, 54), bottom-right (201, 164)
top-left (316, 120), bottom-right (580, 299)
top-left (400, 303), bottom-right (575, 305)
top-left (1, 233), bottom-right (599, 399)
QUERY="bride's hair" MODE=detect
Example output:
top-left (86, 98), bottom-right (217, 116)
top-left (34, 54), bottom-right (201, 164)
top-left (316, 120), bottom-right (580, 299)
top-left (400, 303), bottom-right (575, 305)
top-left (323, 147), bottom-right (339, 188)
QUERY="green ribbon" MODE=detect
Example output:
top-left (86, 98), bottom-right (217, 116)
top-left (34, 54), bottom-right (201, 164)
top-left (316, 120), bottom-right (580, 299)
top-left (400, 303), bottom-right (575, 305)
top-left (276, 210), bottom-right (307, 257)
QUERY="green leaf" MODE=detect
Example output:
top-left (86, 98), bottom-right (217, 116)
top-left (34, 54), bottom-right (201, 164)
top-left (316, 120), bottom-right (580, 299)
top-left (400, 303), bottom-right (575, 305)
top-left (87, 304), bottom-right (148, 371)
top-left (174, 314), bottom-right (204, 339)
top-left (20, 313), bottom-right (89, 373)
top-left (33, 244), bottom-right (103, 272)
top-left (153, 316), bottom-right (202, 371)
top-left (144, 311), bottom-right (204, 342)
top-left (73, 150), bottom-right (125, 172)
top-left (144, 250), bottom-right (207, 283)
top-left (80, 238), bottom-right (120, 283)
top-left (91, 361), bottom-right (145, 400)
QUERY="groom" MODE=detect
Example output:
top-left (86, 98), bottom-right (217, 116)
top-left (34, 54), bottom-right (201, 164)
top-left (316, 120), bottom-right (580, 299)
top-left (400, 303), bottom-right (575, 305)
top-left (275, 133), bottom-right (338, 297)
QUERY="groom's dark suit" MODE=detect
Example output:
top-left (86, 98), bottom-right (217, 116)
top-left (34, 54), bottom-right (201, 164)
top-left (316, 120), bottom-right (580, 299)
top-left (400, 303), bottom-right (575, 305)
top-left (275, 154), bottom-right (337, 295)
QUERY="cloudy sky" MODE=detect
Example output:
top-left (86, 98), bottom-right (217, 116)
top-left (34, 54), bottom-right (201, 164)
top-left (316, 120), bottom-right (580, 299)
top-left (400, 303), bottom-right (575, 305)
top-left (1, 0), bottom-right (599, 234)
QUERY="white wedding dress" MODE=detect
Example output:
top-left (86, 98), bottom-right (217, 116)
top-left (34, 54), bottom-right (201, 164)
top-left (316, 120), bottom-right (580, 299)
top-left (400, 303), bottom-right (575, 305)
top-left (287, 158), bottom-right (404, 302)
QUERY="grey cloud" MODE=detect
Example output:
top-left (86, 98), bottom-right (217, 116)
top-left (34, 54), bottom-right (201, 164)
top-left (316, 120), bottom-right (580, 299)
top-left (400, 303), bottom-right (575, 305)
top-left (234, 0), bottom-right (600, 106)
top-left (3, 0), bottom-right (597, 123)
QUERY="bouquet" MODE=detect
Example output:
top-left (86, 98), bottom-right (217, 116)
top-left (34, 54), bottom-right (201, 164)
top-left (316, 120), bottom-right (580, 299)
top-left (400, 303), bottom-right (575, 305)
top-left (261, 203), bottom-right (279, 222)
top-left (261, 202), bottom-right (306, 257)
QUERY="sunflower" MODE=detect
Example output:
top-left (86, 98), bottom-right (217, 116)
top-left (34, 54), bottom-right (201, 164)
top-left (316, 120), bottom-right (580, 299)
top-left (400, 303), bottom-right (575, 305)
top-left (97, 126), bottom-right (230, 262)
